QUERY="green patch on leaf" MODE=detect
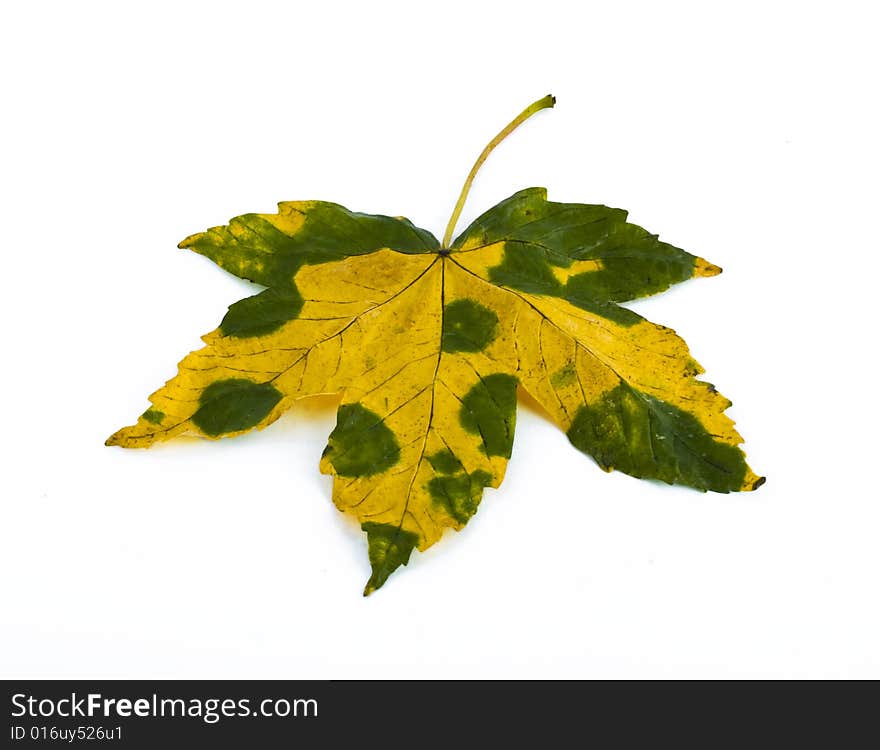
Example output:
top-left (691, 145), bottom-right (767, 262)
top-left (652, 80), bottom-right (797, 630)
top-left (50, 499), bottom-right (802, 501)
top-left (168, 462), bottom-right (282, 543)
top-left (427, 449), bottom-right (462, 475)
top-left (564, 275), bottom-right (643, 326)
top-left (324, 403), bottom-right (401, 477)
top-left (442, 299), bottom-right (499, 353)
top-left (428, 469), bottom-right (492, 524)
top-left (141, 408), bottom-right (164, 424)
top-left (459, 374), bottom-right (518, 457)
top-left (180, 202), bottom-right (439, 289)
top-left (192, 378), bottom-right (282, 436)
top-left (489, 242), bottom-right (563, 296)
top-left (566, 383), bottom-right (751, 492)
top-left (220, 287), bottom-right (304, 337)
top-left (550, 363), bottom-right (576, 389)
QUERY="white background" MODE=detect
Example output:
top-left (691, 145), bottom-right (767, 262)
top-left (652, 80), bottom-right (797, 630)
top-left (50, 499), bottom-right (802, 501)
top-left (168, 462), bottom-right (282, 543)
top-left (2, 1), bottom-right (878, 679)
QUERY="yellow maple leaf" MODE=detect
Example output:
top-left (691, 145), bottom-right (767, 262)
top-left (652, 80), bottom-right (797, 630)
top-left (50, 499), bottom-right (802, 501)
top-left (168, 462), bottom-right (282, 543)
top-left (108, 96), bottom-right (762, 594)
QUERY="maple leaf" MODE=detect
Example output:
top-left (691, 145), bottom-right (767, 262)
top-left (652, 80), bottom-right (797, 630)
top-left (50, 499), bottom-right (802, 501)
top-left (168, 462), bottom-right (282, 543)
top-left (108, 95), bottom-right (763, 594)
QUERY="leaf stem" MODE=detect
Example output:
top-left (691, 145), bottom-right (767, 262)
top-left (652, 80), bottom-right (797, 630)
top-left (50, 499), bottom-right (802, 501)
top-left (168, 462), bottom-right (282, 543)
top-left (441, 94), bottom-right (556, 249)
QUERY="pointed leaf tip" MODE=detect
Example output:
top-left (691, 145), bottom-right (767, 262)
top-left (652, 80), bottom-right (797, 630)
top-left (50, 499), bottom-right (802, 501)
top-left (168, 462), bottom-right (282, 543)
top-left (361, 522), bottom-right (419, 593)
top-left (694, 257), bottom-right (722, 277)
